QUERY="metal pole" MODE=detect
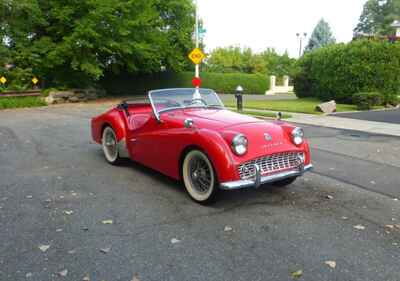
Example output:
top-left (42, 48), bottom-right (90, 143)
top-left (194, 0), bottom-right (200, 98)
top-left (299, 37), bottom-right (302, 58)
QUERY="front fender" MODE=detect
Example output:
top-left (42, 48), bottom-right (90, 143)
top-left (190, 129), bottom-right (237, 183)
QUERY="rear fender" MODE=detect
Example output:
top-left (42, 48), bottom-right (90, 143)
top-left (93, 109), bottom-right (129, 158)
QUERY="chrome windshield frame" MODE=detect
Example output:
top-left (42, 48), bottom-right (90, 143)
top-left (148, 88), bottom-right (225, 122)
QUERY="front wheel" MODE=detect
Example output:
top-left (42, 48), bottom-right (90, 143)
top-left (182, 150), bottom-right (218, 204)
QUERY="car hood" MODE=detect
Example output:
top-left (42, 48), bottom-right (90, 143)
top-left (181, 108), bottom-right (262, 129)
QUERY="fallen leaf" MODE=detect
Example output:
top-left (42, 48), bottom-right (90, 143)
top-left (291, 270), bottom-right (303, 278)
top-left (71, 192), bottom-right (77, 196)
top-left (100, 247), bottom-right (111, 254)
top-left (82, 275), bottom-right (90, 281)
top-left (224, 226), bottom-right (233, 232)
top-left (325, 195), bottom-right (334, 200)
top-left (101, 219), bottom-right (113, 225)
top-left (64, 210), bottom-right (74, 215)
top-left (171, 238), bottom-right (181, 244)
top-left (395, 224), bottom-right (400, 229)
top-left (394, 198), bottom-right (399, 201)
top-left (26, 195), bottom-right (33, 199)
top-left (58, 269), bottom-right (68, 277)
top-left (26, 272), bottom-right (33, 278)
top-left (325, 260), bottom-right (336, 269)
top-left (56, 228), bottom-right (63, 232)
top-left (353, 224), bottom-right (366, 230)
top-left (341, 216), bottom-right (348, 220)
top-left (68, 249), bottom-right (76, 254)
top-left (385, 225), bottom-right (394, 229)
top-left (38, 244), bottom-right (50, 252)
top-left (131, 275), bottom-right (140, 281)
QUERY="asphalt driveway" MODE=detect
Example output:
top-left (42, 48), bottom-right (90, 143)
top-left (333, 108), bottom-right (400, 124)
top-left (1, 103), bottom-right (399, 281)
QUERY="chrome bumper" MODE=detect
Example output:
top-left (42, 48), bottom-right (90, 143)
top-left (220, 164), bottom-right (313, 190)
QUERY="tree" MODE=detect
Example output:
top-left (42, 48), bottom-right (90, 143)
top-left (0, 0), bottom-right (194, 87)
top-left (206, 46), bottom-right (265, 73)
top-left (305, 19), bottom-right (336, 52)
top-left (354, 0), bottom-right (400, 36)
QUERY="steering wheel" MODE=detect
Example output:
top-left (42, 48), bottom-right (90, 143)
top-left (189, 98), bottom-right (208, 106)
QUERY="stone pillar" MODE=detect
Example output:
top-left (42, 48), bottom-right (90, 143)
top-left (270, 75), bottom-right (276, 90)
top-left (283, 75), bottom-right (289, 88)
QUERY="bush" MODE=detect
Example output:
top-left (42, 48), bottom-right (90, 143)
top-left (100, 71), bottom-right (269, 96)
top-left (294, 40), bottom-right (400, 104)
top-left (352, 92), bottom-right (382, 110)
top-left (0, 96), bottom-right (46, 110)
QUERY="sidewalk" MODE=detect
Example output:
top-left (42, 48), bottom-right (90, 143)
top-left (239, 108), bottom-right (400, 137)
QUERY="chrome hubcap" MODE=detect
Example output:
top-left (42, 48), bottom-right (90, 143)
top-left (103, 128), bottom-right (117, 161)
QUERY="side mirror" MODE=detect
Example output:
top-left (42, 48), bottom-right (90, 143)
top-left (184, 118), bottom-right (194, 128)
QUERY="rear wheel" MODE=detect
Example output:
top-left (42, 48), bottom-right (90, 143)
top-left (102, 126), bottom-right (122, 165)
top-left (182, 150), bottom-right (218, 204)
top-left (274, 177), bottom-right (297, 187)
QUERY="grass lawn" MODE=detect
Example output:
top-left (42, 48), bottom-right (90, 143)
top-left (224, 97), bottom-right (382, 114)
top-left (230, 109), bottom-right (292, 119)
top-left (0, 96), bottom-right (46, 110)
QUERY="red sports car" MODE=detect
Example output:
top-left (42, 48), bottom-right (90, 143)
top-left (91, 88), bottom-right (313, 204)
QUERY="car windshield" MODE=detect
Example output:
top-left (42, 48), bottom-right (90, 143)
top-left (149, 88), bottom-right (224, 116)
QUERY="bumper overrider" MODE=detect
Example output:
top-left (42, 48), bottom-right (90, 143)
top-left (220, 160), bottom-right (313, 190)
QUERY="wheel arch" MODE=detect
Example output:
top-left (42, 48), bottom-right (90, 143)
top-left (178, 129), bottom-right (237, 183)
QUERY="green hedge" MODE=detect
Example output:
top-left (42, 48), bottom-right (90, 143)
top-left (0, 96), bottom-right (46, 110)
top-left (293, 40), bottom-right (400, 104)
top-left (100, 71), bottom-right (269, 95)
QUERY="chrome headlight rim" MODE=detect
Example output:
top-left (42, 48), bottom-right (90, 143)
top-left (232, 134), bottom-right (248, 156)
top-left (291, 127), bottom-right (304, 146)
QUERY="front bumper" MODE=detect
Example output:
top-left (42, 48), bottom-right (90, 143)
top-left (220, 163), bottom-right (313, 190)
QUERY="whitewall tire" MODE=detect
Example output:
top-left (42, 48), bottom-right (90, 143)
top-left (182, 150), bottom-right (218, 204)
top-left (102, 126), bottom-right (122, 165)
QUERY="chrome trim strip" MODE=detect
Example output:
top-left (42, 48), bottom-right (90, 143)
top-left (220, 164), bottom-right (313, 190)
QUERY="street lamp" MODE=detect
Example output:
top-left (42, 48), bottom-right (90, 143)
top-left (296, 32), bottom-right (307, 57)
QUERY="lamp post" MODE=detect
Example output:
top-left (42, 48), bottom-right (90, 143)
top-left (296, 32), bottom-right (307, 58)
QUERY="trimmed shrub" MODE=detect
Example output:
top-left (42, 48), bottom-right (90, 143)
top-left (100, 71), bottom-right (269, 96)
top-left (352, 92), bottom-right (382, 110)
top-left (294, 40), bottom-right (400, 104)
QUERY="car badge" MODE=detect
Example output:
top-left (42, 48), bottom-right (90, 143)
top-left (264, 133), bottom-right (272, 142)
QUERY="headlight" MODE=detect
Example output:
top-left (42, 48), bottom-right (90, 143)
top-left (291, 127), bottom-right (304, 145)
top-left (232, 134), bottom-right (248, 155)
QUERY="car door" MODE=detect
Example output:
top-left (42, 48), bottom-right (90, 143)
top-left (127, 113), bottom-right (171, 172)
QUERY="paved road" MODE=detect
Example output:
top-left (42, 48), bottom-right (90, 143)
top-left (333, 108), bottom-right (400, 124)
top-left (1, 104), bottom-right (400, 281)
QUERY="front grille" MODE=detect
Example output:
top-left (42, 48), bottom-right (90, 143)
top-left (238, 152), bottom-right (303, 180)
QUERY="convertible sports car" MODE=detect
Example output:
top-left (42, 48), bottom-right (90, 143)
top-left (91, 88), bottom-right (313, 204)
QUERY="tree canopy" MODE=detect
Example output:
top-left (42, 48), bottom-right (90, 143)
top-left (0, 0), bottom-right (195, 87)
top-left (354, 0), bottom-right (400, 36)
top-left (205, 46), bottom-right (297, 77)
top-left (305, 19), bottom-right (336, 52)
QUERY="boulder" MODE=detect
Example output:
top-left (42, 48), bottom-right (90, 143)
top-left (316, 100), bottom-right (337, 114)
top-left (68, 96), bottom-right (80, 103)
top-left (51, 91), bottom-right (75, 99)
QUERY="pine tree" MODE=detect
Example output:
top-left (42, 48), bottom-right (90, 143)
top-left (305, 19), bottom-right (336, 52)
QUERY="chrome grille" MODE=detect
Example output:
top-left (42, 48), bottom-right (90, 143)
top-left (238, 152), bottom-right (304, 180)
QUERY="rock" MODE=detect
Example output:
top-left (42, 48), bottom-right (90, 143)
top-left (69, 96), bottom-right (80, 103)
top-left (51, 91), bottom-right (75, 99)
top-left (316, 100), bottom-right (337, 114)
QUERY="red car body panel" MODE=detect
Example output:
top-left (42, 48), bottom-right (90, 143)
top-left (91, 102), bottom-right (312, 184)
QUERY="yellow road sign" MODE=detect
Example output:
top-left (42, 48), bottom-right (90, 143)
top-left (188, 48), bottom-right (206, 65)
top-left (0, 76), bottom-right (6, 85)
top-left (32, 77), bottom-right (39, 85)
